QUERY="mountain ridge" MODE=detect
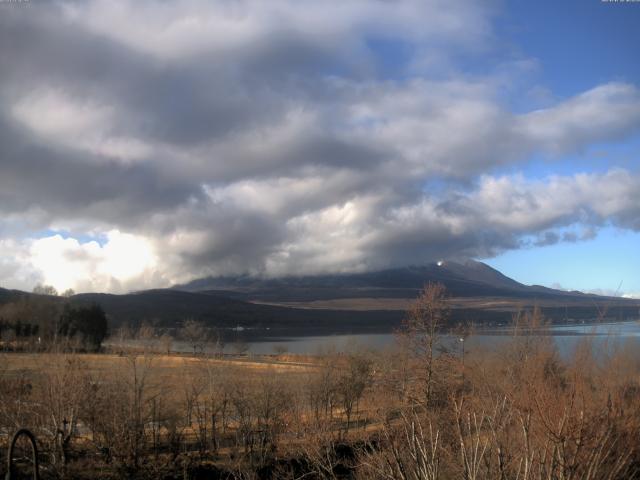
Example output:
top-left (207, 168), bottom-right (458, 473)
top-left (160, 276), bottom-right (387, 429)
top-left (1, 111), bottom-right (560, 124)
top-left (173, 260), bottom-right (611, 301)
top-left (2, 261), bottom-right (638, 333)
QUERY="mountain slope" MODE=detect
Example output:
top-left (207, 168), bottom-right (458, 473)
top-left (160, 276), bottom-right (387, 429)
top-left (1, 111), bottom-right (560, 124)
top-left (0, 287), bottom-right (33, 304)
top-left (2, 262), bottom-right (639, 334)
top-left (175, 260), bottom-right (602, 302)
top-left (169, 261), bottom-right (640, 327)
top-left (71, 289), bottom-right (404, 332)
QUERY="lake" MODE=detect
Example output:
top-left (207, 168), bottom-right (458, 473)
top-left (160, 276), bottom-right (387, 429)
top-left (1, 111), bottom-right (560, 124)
top-left (166, 319), bottom-right (640, 357)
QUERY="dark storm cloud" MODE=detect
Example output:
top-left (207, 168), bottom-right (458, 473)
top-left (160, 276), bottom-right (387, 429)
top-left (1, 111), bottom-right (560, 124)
top-left (0, 16), bottom-right (279, 146)
top-left (0, 114), bottom-right (201, 226)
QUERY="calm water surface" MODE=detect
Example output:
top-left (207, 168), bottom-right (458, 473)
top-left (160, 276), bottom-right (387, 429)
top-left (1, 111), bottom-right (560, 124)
top-left (168, 319), bottom-right (640, 357)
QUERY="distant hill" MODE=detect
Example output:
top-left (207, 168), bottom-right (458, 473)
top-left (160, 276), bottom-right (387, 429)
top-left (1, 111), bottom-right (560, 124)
top-left (0, 287), bottom-right (30, 304)
top-left (2, 261), bottom-right (639, 335)
top-left (0, 287), bottom-right (12, 303)
top-left (0, 286), bottom-right (404, 334)
top-left (68, 289), bottom-right (407, 334)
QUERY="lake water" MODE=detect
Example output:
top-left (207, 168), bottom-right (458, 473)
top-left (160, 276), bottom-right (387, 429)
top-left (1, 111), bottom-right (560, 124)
top-left (167, 319), bottom-right (640, 357)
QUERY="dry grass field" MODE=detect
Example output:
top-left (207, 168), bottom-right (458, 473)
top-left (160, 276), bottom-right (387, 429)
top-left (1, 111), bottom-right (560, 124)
top-left (0, 351), bottom-right (318, 374)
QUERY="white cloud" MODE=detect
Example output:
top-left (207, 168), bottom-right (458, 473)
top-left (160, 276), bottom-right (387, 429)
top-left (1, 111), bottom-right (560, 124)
top-left (25, 231), bottom-right (162, 293)
top-left (339, 80), bottom-right (640, 178)
top-left (518, 83), bottom-right (640, 154)
top-left (445, 169), bottom-right (640, 237)
top-left (0, 239), bottom-right (41, 291)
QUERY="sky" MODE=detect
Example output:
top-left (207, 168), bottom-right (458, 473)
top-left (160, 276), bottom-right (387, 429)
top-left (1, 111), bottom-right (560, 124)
top-left (0, 0), bottom-right (639, 296)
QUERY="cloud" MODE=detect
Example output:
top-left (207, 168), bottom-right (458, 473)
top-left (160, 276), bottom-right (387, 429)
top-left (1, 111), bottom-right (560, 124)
top-left (141, 168), bottom-right (640, 281)
top-left (518, 83), bottom-right (640, 154)
top-left (534, 231), bottom-right (560, 247)
top-left (0, 239), bottom-right (41, 292)
top-left (0, 1), bottom-right (639, 292)
top-left (1, 232), bottom-right (163, 294)
top-left (59, 0), bottom-right (495, 61)
top-left (12, 88), bottom-right (153, 162)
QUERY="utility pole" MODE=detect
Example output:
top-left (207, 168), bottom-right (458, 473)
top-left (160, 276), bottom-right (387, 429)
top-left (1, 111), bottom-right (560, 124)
top-left (459, 337), bottom-right (465, 388)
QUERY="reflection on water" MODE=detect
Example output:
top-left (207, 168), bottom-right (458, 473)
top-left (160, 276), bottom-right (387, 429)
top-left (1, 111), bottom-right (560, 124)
top-left (168, 320), bottom-right (640, 357)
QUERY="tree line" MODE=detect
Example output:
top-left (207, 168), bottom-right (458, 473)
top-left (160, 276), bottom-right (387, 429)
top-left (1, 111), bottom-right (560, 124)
top-left (0, 286), bottom-right (108, 352)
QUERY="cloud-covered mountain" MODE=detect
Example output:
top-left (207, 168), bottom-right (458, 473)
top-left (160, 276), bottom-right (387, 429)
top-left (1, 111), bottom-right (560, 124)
top-left (0, 1), bottom-right (639, 294)
top-left (2, 261), bottom-right (638, 334)
top-left (175, 260), bottom-right (618, 301)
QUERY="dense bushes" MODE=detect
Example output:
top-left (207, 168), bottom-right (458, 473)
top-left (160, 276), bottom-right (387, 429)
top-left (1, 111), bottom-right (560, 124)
top-left (0, 298), bottom-right (108, 351)
top-left (58, 304), bottom-right (108, 351)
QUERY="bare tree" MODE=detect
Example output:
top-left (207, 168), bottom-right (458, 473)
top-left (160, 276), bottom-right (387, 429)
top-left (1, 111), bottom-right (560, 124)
top-left (159, 332), bottom-right (173, 355)
top-left (232, 339), bottom-right (250, 356)
top-left (137, 321), bottom-right (158, 353)
top-left (36, 355), bottom-right (91, 468)
top-left (306, 356), bottom-right (339, 426)
top-left (61, 288), bottom-right (75, 298)
top-left (359, 409), bottom-right (441, 480)
top-left (273, 344), bottom-right (288, 356)
top-left (33, 284), bottom-right (58, 296)
top-left (114, 323), bottom-right (132, 355)
top-left (181, 319), bottom-right (209, 355)
top-left (399, 282), bottom-right (449, 406)
top-left (337, 352), bottom-right (373, 434)
top-left (202, 361), bottom-right (233, 453)
top-left (87, 354), bottom-right (156, 474)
